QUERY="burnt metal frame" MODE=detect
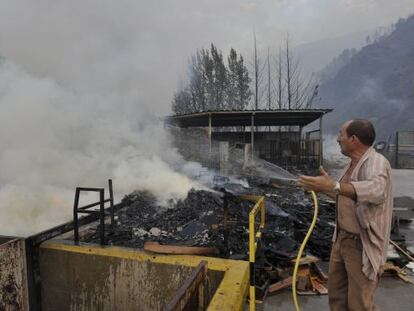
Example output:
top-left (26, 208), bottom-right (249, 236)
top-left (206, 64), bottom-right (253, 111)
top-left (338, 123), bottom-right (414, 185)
top-left (163, 261), bottom-right (208, 311)
top-left (73, 179), bottom-right (114, 245)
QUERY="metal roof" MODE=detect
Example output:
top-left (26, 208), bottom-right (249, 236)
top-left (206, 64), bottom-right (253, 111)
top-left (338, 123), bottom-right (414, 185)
top-left (166, 109), bottom-right (332, 128)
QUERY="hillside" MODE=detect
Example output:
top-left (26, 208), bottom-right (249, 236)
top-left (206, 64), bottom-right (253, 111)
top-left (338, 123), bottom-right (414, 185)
top-left (294, 29), bottom-right (371, 74)
top-left (318, 15), bottom-right (414, 139)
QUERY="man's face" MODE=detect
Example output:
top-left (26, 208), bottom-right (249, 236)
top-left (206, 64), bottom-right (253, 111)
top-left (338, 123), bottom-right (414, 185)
top-left (337, 122), bottom-right (354, 156)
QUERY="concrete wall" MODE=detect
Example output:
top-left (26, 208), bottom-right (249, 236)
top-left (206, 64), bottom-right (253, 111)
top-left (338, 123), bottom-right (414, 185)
top-left (40, 243), bottom-right (225, 311)
top-left (0, 237), bottom-right (29, 311)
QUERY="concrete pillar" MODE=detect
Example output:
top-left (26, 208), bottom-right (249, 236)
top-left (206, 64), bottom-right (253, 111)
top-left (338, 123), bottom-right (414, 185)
top-left (251, 114), bottom-right (255, 161)
top-left (219, 141), bottom-right (229, 175)
top-left (244, 144), bottom-right (252, 169)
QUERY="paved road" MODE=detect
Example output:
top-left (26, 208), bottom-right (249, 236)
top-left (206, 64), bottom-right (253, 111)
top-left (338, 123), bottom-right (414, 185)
top-left (393, 169), bottom-right (414, 198)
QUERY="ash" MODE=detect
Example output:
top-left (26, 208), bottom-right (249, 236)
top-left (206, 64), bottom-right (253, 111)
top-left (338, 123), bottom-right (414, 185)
top-left (84, 178), bottom-right (335, 261)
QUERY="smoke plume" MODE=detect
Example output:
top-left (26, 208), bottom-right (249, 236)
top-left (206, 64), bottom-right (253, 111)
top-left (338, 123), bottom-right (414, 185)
top-left (0, 3), bottom-right (201, 236)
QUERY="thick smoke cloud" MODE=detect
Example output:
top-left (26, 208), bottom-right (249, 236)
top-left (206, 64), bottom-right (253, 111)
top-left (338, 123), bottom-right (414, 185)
top-left (0, 1), bottom-right (210, 236)
top-left (0, 58), bottom-right (198, 236)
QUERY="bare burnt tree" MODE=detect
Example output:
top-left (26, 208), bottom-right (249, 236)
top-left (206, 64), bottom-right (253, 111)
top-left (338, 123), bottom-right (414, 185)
top-left (251, 31), bottom-right (267, 110)
top-left (283, 35), bottom-right (317, 109)
top-left (276, 47), bottom-right (284, 109)
top-left (267, 47), bottom-right (272, 110)
top-left (305, 84), bottom-right (319, 108)
top-left (285, 34), bottom-right (293, 109)
top-left (253, 31), bottom-right (259, 110)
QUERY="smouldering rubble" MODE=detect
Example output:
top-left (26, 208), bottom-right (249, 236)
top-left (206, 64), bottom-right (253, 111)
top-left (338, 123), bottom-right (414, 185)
top-left (84, 178), bottom-right (336, 261)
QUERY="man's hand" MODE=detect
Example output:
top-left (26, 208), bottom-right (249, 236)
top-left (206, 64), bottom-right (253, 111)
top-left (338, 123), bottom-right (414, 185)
top-left (297, 166), bottom-right (336, 194)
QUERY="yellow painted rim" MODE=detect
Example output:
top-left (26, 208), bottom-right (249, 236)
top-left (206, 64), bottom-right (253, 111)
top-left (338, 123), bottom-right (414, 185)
top-left (41, 240), bottom-right (249, 310)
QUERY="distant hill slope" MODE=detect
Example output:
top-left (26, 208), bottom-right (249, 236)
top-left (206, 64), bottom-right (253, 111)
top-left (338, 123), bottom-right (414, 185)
top-left (318, 15), bottom-right (414, 139)
top-left (294, 29), bottom-right (371, 74)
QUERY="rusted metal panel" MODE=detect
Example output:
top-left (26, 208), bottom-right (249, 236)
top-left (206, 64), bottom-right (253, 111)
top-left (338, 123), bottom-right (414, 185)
top-left (0, 237), bottom-right (29, 311)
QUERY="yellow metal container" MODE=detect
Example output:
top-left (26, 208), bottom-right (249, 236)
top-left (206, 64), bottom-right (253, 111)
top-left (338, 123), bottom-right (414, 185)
top-left (40, 240), bottom-right (249, 311)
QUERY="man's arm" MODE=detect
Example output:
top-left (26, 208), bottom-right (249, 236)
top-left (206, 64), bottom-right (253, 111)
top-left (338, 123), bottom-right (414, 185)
top-left (338, 182), bottom-right (357, 200)
top-left (323, 191), bottom-right (336, 200)
top-left (297, 167), bottom-right (357, 200)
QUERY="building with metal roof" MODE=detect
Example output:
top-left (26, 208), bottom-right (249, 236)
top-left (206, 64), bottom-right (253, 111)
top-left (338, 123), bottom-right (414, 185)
top-left (166, 109), bottom-right (332, 170)
top-left (166, 109), bottom-right (331, 128)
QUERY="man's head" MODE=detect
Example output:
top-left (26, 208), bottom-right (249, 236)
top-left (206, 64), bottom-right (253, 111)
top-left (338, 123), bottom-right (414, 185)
top-left (337, 119), bottom-right (376, 156)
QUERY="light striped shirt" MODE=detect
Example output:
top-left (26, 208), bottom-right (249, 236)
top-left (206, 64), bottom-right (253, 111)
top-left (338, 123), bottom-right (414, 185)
top-left (333, 147), bottom-right (393, 280)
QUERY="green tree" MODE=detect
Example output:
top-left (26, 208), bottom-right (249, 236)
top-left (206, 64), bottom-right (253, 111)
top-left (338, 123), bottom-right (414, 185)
top-left (172, 44), bottom-right (252, 114)
top-left (172, 87), bottom-right (192, 114)
top-left (210, 44), bottom-right (228, 110)
top-left (228, 48), bottom-right (252, 110)
top-left (227, 48), bottom-right (239, 109)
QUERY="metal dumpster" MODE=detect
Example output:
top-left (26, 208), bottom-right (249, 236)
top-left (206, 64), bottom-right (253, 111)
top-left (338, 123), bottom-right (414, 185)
top-left (39, 240), bottom-right (249, 311)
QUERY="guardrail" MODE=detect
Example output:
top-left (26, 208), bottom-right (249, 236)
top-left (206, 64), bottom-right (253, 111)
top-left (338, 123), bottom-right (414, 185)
top-left (238, 195), bottom-right (265, 311)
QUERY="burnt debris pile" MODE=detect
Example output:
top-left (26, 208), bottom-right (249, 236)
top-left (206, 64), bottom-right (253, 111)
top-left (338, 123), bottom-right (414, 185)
top-left (103, 189), bottom-right (225, 249)
top-left (84, 178), bottom-right (335, 261)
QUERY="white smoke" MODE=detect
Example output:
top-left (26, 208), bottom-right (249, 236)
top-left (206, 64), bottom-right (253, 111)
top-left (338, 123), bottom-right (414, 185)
top-left (0, 58), bottom-right (199, 236)
top-left (324, 134), bottom-right (348, 167)
top-left (0, 3), bottom-right (203, 236)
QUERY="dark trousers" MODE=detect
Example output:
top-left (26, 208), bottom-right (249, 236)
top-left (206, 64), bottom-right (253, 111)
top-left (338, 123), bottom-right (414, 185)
top-left (328, 230), bottom-right (380, 311)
